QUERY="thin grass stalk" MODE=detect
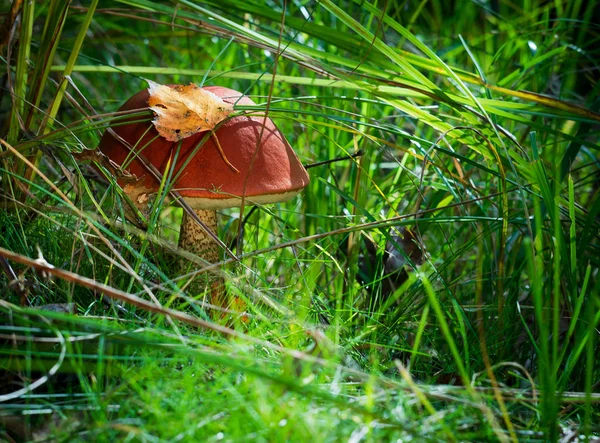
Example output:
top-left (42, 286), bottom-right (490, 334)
top-left (475, 234), bottom-right (518, 441)
top-left (8, 0), bottom-right (34, 144)
top-left (24, 0), bottom-right (71, 129)
top-left (421, 271), bottom-right (509, 442)
top-left (343, 132), bottom-right (364, 320)
top-left (44, 0), bottom-right (100, 130)
top-left (530, 191), bottom-right (556, 438)
top-left (583, 280), bottom-right (598, 435)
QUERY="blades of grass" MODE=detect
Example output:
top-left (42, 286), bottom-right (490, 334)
top-left (559, 82), bottom-right (600, 177)
top-left (577, 168), bottom-right (600, 242)
top-left (50, 63), bottom-right (600, 129)
top-left (583, 277), bottom-right (599, 436)
top-left (124, 0), bottom-right (307, 64)
top-left (498, 46), bottom-right (566, 88)
top-left (551, 159), bottom-right (562, 399)
top-left (557, 264), bottom-right (592, 385)
top-left (0, 162), bottom-right (234, 312)
top-left (3, 0), bottom-right (598, 436)
top-left (319, 175), bottom-right (430, 276)
top-left (528, 189), bottom-right (557, 439)
top-left (459, 34), bottom-right (497, 126)
top-left (344, 132), bottom-right (367, 322)
top-left (44, 0), bottom-right (100, 130)
top-left (318, 0), bottom-right (438, 94)
top-left (125, 149), bottom-right (175, 294)
top-left (319, 178), bottom-right (377, 223)
top-left (0, 140), bottom-right (189, 317)
top-left (568, 174), bottom-right (577, 297)
top-left (394, 359), bottom-right (458, 442)
top-left (65, 2), bottom-right (600, 123)
top-left (320, 175), bottom-right (375, 320)
top-left (419, 273), bottom-right (469, 386)
top-left (420, 271), bottom-right (510, 442)
top-left (199, 36), bottom-right (235, 87)
top-left (460, 127), bottom-right (509, 317)
top-left (450, 299), bottom-right (470, 375)
top-left (529, 132), bottom-right (555, 223)
top-left (516, 300), bottom-right (542, 358)
top-left (409, 302), bottom-right (429, 371)
top-left (7, 0), bottom-right (34, 144)
top-left (354, 0), bottom-right (507, 141)
top-left (25, 0), bottom-right (71, 129)
top-left (0, 314), bottom-right (67, 402)
top-left (476, 229), bottom-right (518, 441)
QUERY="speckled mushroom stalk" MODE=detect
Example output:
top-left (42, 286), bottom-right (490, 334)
top-left (97, 86), bottom-right (309, 316)
top-left (178, 209), bottom-right (219, 263)
top-left (178, 208), bottom-right (222, 308)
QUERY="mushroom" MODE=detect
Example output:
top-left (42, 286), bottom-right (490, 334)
top-left (97, 85), bottom-right (309, 312)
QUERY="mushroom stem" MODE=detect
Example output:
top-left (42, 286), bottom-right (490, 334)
top-left (179, 209), bottom-right (241, 320)
top-left (179, 208), bottom-right (219, 263)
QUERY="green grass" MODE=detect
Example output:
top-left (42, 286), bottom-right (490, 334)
top-left (1, 0), bottom-right (599, 441)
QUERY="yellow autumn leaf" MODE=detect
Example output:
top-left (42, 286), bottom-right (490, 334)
top-left (147, 80), bottom-right (234, 142)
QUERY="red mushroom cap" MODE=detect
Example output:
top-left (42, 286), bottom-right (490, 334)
top-left (98, 86), bottom-right (309, 209)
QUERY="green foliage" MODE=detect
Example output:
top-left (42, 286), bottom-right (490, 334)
top-left (1, 0), bottom-right (599, 441)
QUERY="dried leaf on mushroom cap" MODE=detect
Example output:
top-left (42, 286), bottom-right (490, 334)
top-left (147, 80), bottom-right (234, 142)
